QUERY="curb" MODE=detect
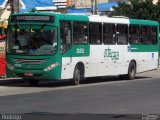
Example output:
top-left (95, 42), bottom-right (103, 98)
top-left (0, 77), bottom-right (21, 80)
top-left (0, 78), bottom-right (25, 84)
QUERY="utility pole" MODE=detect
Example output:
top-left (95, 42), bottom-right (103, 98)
top-left (95, 0), bottom-right (98, 15)
top-left (17, 0), bottom-right (19, 13)
top-left (10, 0), bottom-right (14, 14)
top-left (9, 0), bottom-right (20, 14)
top-left (90, 0), bottom-right (98, 15)
top-left (90, 0), bottom-right (94, 14)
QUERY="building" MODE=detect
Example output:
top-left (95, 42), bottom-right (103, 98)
top-left (0, 0), bottom-right (10, 28)
top-left (108, 0), bottom-right (128, 2)
top-left (54, 0), bottom-right (69, 8)
top-left (72, 0), bottom-right (109, 8)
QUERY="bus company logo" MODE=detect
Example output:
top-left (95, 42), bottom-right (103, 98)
top-left (76, 48), bottom-right (85, 54)
top-left (104, 47), bottom-right (119, 60)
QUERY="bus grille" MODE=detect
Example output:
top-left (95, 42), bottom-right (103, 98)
top-left (11, 58), bottom-right (46, 65)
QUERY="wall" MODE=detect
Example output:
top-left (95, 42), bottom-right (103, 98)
top-left (72, 0), bottom-right (109, 8)
top-left (0, 4), bottom-right (10, 21)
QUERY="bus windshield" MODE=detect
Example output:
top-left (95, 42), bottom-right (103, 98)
top-left (7, 25), bottom-right (57, 55)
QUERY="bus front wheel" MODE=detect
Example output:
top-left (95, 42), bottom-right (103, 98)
top-left (72, 66), bottom-right (82, 85)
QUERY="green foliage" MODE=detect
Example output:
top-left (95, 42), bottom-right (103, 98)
top-left (30, 8), bottom-right (37, 12)
top-left (112, 0), bottom-right (160, 21)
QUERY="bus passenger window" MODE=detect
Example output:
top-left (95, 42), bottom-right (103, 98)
top-left (89, 23), bottom-right (102, 44)
top-left (73, 22), bottom-right (88, 44)
top-left (141, 26), bottom-right (152, 44)
top-left (103, 24), bottom-right (116, 44)
top-left (150, 26), bottom-right (157, 44)
top-left (129, 25), bottom-right (140, 44)
top-left (60, 21), bottom-right (72, 53)
top-left (117, 24), bottom-right (128, 45)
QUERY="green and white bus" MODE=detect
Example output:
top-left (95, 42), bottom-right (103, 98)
top-left (6, 12), bottom-right (159, 85)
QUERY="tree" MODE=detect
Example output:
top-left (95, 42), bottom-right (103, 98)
top-left (112, 0), bottom-right (160, 21)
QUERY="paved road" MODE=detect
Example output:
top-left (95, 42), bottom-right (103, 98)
top-left (0, 70), bottom-right (160, 116)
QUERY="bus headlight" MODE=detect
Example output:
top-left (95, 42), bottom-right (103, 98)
top-left (44, 63), bottom-right (59, 72)
top-left (6, 62), bottom-right (14, 71)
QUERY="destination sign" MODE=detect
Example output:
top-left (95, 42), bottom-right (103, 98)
top-left (11, 15), bottom-right (54, 22)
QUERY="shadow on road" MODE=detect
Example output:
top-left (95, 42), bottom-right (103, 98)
top-left (0, 75), bottom-right (151, 88)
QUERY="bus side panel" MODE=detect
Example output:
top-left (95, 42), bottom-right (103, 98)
top-left (88, 45), bottom-right (128, 77)
top-left (148, 52), bottom-right (158, 70)
top-left (108, 45), bottom-right (127, 75)
top-left (61, 44), bottom-right (90, 79)
top-left (137, 52), bottom-right (148, 73)
top-left (128, 45), bottom-right (159, 73)
top-left (89, 45), bottom-right (104, 76)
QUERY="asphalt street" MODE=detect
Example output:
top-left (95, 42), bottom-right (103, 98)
top-left (0, 70), bottom-right (160, 119)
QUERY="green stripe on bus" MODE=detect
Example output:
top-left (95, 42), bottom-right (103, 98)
top-left (130, 19), bottom-right (159, 26)
top-left (129, 45), bottom-right (159, 52)
top-left (62, 45), bottom-right (90, 57)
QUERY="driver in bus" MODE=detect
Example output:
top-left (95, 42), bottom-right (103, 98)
top-left (17, 29), bottom-right (29, 49)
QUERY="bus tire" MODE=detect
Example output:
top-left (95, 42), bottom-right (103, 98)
top-left (127, 61), bottom-right (136, 80)
top-left (72, 65), bottom-right (83, 85)
top-left (29, 79), bottom-right (39, 86)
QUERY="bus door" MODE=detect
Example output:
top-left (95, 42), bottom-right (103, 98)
top-left (60, 21), bottom-right (73, 79)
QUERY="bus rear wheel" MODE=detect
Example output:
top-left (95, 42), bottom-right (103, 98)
top-left (127, 61), bottom-right (136, 80)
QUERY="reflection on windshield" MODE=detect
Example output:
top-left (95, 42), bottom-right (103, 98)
top-left (7, 25), bottom-right (57, 55)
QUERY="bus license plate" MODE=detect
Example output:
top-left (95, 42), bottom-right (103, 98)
top-left (24, 73), bottom-right (33, 77)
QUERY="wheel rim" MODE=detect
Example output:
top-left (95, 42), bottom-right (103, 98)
top-left (75, 69), bottom-right (80, 84)
top-left (130, 66), bottom-right (135, 79)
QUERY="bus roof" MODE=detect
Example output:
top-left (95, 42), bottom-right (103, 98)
top-left (54, 13), bottom-right (89, 22)
top-left (88, 15), bottom-right (129, 24)
top-left (130, 19), bottom-right (159, 26)
top-left (10, 12), bottom-right (159, 26)
top-left (10, 12), bottom-right (89, 22)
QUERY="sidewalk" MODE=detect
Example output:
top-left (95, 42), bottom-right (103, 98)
top-left (136, 69), bottom-right (160, 78)
top-left (0, 69), bottom-right (159, 84)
